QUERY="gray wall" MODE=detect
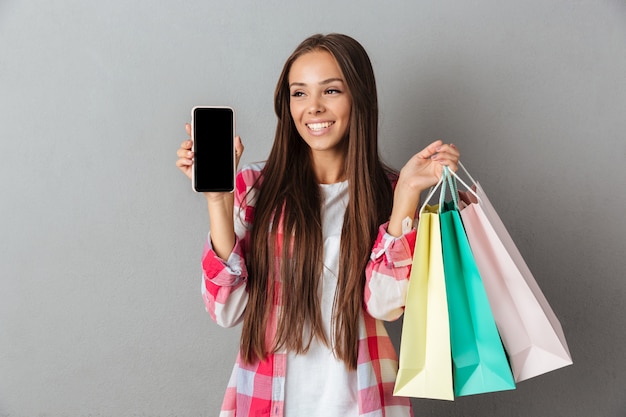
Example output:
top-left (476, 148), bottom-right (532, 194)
top-left (1, 0), bottom-right (624, 416)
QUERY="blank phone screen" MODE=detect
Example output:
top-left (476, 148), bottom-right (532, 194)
top-left (193, 107), bottom-right (234, 192)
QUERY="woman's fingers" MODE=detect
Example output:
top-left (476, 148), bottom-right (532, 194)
top-left (413, 140), bottom-right (443, 161)
top-left (234, 136), bottom-right (244, 167)
top-left (176, 125), bottom-right (195, 179)
top-left (429, 143), bottom-right (460, 170)
top-left (177, 147), bottom-right (192, 158)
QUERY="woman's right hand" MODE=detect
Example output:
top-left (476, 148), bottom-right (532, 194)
top-left (176, 123), bottom-right (245, 259)
top-left (175, 123), bottom-right (245, 186)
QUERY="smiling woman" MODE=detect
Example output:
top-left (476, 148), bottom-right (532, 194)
top-left (288, 50), bottom-right (352, 180)
top-left (175, 33), bottom-right (459, 417)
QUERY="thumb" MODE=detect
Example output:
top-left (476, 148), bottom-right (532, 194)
top-left (234, 136), bottom-right (244, 166)
top-left (417, 140), bottom-right (444, 160)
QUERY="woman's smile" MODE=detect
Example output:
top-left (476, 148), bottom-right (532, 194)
top-left (307, 121), bottom-right (335, 131)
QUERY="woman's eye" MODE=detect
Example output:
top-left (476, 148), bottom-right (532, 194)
top-left (291, 91), bottom-right (305, 97)
top-left (326, 88), bottom-right (341, 94)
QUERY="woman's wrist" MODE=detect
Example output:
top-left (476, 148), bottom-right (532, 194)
top-left (205, 191), bottom-right (233, 205)
top-left (388, 199), bottom-right (418, 237)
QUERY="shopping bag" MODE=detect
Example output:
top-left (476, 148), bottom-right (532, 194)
top-left (455, 163), bottom-right (573, 382)
top-left (394, 185), bottom-right (454, 400)
top-left (439, 168), bottom-right (516, 397)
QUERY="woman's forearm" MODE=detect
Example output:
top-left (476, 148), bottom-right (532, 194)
top-left (206, 193), bottom-right (236, 260)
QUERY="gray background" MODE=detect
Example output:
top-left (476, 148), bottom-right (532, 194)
top-left (1, 0), bottom-right (625, 416)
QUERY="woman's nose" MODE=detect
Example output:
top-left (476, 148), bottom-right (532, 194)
top-left (307, 96), bottom-right (325, 114)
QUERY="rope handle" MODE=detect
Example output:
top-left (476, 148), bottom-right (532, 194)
top-left (419, 174), bottom-right (445, 215)
top-left (449, 162), bottom-right (481, 203)
top-left (439, 166), bottom-right (458, 212)
top-left (417, 161), bottom-right (482, 215)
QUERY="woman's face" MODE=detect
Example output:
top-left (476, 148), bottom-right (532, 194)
top-left (288, 50), bottom-right (352, 158)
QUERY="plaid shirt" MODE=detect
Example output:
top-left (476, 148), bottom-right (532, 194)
top-left (201, 162), bottom-right (416, 417)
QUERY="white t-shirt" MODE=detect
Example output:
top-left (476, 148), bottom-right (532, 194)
top-left (284, 181), bottom-right (359, 417)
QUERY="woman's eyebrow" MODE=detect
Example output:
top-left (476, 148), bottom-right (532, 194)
top-left (289, 78), bottom-right (345, 88)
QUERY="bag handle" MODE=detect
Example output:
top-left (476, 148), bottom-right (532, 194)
top-left (418, 163), bottom-right (481, 215)
top-left (419, 174), bottom-right (445, 215)
top-left (449, 162), bottom-right (481, 203)
top-left (439, 166), bottom-right (458, 212)
top-left (458, 161), bottom-right (478, 187)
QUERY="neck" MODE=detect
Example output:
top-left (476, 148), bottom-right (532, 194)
top-left (310, 151), bottom-right (346, 184)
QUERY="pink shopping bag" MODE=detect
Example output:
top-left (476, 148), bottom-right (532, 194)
top-left (454, 164), bottom-right (573, 382)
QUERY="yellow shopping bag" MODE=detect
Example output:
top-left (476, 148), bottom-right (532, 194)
top-left (394, 203), bottom-right (454, 401)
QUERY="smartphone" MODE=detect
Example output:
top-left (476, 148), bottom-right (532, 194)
top-left (191, 106), bottom-right (235, 192)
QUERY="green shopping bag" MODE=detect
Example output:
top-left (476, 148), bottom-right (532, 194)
top-left (439, 168), bottom-right (516, 397)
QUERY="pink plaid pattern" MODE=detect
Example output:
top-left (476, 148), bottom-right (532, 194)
top-left (201, 162), bottom-right (415, 417)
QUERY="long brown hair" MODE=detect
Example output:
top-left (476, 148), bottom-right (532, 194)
top-left (240, 33), bottom-right (393, 370)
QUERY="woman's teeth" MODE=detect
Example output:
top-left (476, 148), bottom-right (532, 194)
top-left (307, 122), bottom-right (334, 131)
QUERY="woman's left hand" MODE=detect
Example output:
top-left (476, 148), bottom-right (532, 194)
top-left (398, 140), bottom-right (459, 193)
top-left (387, 140), bottom-right (460, 237)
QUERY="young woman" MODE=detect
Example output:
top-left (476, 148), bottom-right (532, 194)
top-left (176, 33), bottom-right (459, 417)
